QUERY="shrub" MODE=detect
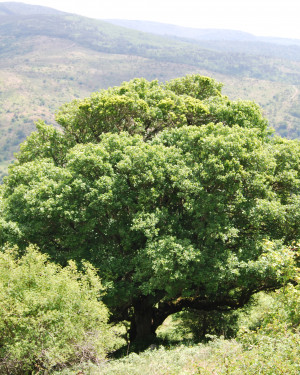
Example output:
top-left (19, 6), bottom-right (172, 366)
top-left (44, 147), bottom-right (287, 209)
top-left (175, 309), bottom-right (240, 342)
top-left (0, 245), bottom-right (115, 374)
top-left (241, 242), bottom-right (299, 334)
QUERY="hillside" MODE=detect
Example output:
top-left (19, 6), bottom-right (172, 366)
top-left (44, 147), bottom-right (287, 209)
top-left (0, 2), bottom-right (299, 179)
top-left (106, 19), bottom-right (300, 47)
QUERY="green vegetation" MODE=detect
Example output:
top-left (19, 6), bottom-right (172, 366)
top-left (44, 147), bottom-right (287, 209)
top-left (1, 75), bottom-right (299, 350)
top-left (0, 245), bottom-right (116, 374)
top-left (49, 265), bottom-right (300, 374)
top-left (58, 334), bottom-right (299, 375)
top-left (0, 13), bottom-right (299, 361)
top-left (0, 4), bottom-right (299, 374)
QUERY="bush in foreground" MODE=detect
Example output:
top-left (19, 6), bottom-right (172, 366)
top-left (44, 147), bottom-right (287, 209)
top-left (0, 245), bottom-right (115, 374)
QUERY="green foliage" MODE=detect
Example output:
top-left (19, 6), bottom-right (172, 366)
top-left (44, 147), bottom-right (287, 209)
top-left (165, 75), bottom-right (223, 100)
top-left (0, 245), bottom-right (115, 374)
top-left (54, 75), bottom-right (219, 143)
top-left (1, 75), bottom-right (299, 342)
top-left (17, 75), bottom-right (269, 164)
top-left (246, 243), bottom-right (299, 333)
top-left (159, 244), bottom-right (299, 343)
top-left (172, 309), bottom-right (240, 342)
top-left (16, 120), bottom-right (74, 166)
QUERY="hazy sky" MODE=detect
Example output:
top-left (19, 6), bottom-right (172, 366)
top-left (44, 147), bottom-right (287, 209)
top-left (2, 0), bottom-right (300, 39)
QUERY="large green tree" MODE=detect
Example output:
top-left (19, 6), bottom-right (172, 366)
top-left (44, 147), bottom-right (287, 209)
top-left (1, 75), bottom-right (299, 342)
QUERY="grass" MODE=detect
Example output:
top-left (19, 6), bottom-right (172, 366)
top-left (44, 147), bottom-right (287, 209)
top-left (52, 331), bottom-right (300, 375)
top-left (50, 289), bottom-right (300, 374)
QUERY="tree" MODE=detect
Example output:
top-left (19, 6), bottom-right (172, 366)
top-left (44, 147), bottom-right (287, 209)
top-left (1, 75), bottom-right (299, 342)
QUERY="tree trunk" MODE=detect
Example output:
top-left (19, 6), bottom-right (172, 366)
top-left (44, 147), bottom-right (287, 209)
top-left (129, 298), bottom-right (156, 343)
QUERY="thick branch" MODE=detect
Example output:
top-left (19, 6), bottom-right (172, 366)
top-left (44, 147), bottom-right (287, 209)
top-left (153, 284), bottom-right (279, 329)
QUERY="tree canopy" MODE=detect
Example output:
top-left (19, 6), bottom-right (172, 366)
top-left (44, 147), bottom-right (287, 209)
top-left (1, 75), bottom-right (299, 342)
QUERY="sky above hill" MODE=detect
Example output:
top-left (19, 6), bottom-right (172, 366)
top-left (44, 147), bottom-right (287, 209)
top-left (1, 0), bottom-right (300, 39)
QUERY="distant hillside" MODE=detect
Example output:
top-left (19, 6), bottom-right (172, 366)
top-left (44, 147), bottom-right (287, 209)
top-left (106, 19), bottom-right (300, 47)
top-left (105, 20), bottom-right (258, 41)
top-left (1, 4), bottom-right (300, 81)
top-left (105, 20), bottom-right (300, 61)
top-left (0, 2), bottom-right (299, 180)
